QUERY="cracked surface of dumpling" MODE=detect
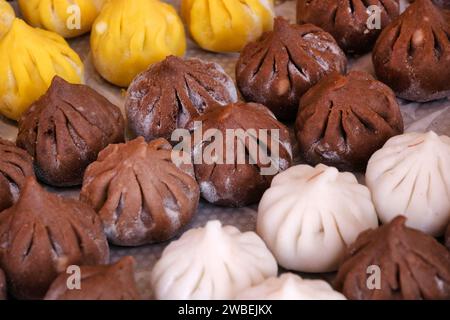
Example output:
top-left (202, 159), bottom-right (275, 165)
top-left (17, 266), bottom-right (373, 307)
top-left (372, 0), bottom-right (450, 102)
top-left (335, 216), bottom-right (450, 300)
top-left (236, 273), bottom-right (346, 300)
top-left (80, 137), bottom-right (200, 246)
top-left (366, 131), bottom-right (450, 236)
top-left (181, 0), bottom-right (275, 53)
top-left (0, 138), bottom-right (35, 213)
top-left (18, 0), bottom-right (106, 38)
top-left (125, 55), bottom-right (238, 142)
top-left (0, 0), bottom-right (15, 39)
top-left (16, 76), bottom-right (125, 187)
top-left (297, 0), bottom-right (400, 54)
top-left (91, 0), bottom-right (186, 87)
top-left (151, 220), bottom-right (278, 300)
top-left (295, 71), bottom-right (404, 171)
top-left (45, 256), bottom-right (140, 300)
top-left (257, 164), bottom-right (378, 273)
top-left (0, 178), bottom-right (109, 300)
top-left (236, 17), bottom-right (347, 121)
top-left (0, 19), bottom-right (84, 121)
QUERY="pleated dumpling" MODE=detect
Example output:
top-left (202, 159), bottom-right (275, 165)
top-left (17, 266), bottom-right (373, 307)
top-left (91, 0), bottom-right (186, 87)
top-left (181, 0), bottom-right (275, 52)
top-left (366, 131), bottom-right (450, 236)
top-left (0, 0), bottom-right (15, 38)
top-left (80, 137), bottom-right (200, 246)
top-left (18, 0), bottom-right (106, 38)
top-left (151, 220), bottom-right (278, 300)
top-left (0, 18), bottom-right (84, 120)
top-left (236, 273), bottom-right (346, 300)
top-left (257, 164), bottom-right (378, 273)
top-left (372, 0), bottom-right (450, 102)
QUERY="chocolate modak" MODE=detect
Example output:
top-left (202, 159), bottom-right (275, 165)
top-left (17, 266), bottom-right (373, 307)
top-left (236, 17), bottom-right (347, 121)
top-left (373, 0), bottom-right (450, 102)
top-left (17, 76), bottom-right (125, 187)
top-left (297, 0), bottom-right (400, 54)
top-left (126, 56), bottom-right (237, 142)
top-left (0, 178), bottom-right (109, 299)
top-left (45, 256), bottom-right (140, 300)
top-left (335, 216), bottom-right (450, 300)
top-left (295, 71), bottom-right (404, 171)
top-left (80, 137), bottom-right (200, 246)
top-left (191, 102), bottom-right (293, 207)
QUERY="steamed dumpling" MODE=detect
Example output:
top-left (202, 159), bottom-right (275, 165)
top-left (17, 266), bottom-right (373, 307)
top-left (366, 131), bottom-right (450, 236)
top-left (151, 220), bottom-right (278, 300)
top-left (257, 164), bottom-right (378, 273)
top-left (236, 273), bottom-right (346, 300)
top-left (18, 0), bottom-right (106, 38)
top-left (91, 0), bottom-right (186, 87)
top-left (181, 0), bottom-right (275, 52)
top-left (0, 0), bottom-right (15, 38)
top-left (0, 19), bottom-right (84, 120)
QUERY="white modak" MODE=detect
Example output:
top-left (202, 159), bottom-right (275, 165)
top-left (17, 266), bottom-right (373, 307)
top-left (257, 164), bottom-right (378, 273)
top-left (236, 273), bottom-right (346, 300)
top-left (151, 220), bottom-right (278, 300)
top-left (366, 131), bottom-right (450, 236)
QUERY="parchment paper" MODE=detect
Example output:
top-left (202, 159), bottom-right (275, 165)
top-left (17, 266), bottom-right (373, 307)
top-left (0, 0), bottom-right (449, 299)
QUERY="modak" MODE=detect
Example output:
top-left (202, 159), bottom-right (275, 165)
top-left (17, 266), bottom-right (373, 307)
top-left (0, 19), bottom-right (84, 120)
top-left (181, 0), bottom-right (274, 52)
top-left (0, 178), bottom-right (109, 300)
top-left (373, 0), bottom-right (450, 102)
top-left (17, 77), bottom-right (124, 187)
top-left (91, 0), bottom-right (186, 87)
top-left (18, 0), bottom-right (107, 38)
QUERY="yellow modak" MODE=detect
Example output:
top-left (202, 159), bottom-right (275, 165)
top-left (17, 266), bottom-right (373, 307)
top-left (18, 0), bottom-right (106, 38)
top-left (0, 19), bottom-right (84, 121)
top-left (0, 0), bottom-right (15, 39)
top-left (91, 0), bottom-right (186, 87)
top-left (181, 0), bottom-right (275, 53)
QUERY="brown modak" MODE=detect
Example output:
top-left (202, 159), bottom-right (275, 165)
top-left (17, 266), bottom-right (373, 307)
top-left (125, 55), bottom-right (238, 142)
top-left (44, 256), bottom-right (140, 300)
top-left (17, 76), bottom-right (125, 187)
top-left (295, 71), bottom-right (404, 171)
top-left (80, 137), bottom-right (200, 246)
top-left (373, 0), bottom-right (450, 102)
top-left (191, 102), bottom-right (293, 207)
top-left (236, 17), bottom-right (347, 122)
top-left (335, 216), bottom-right (450, 300)
top-left (0, 178), bottom-right (109, 300)
top-left (0, 138), bottom-right (35, 212)
top-left (297, 0), bottom-right (400, 54)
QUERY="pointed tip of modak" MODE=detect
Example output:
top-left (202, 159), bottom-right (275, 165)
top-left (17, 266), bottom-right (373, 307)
top-left (157, 55), bottom-right (186, 72)
top-left (164, 55), bottom-right (182, 63)
top-left (273, 16), bottom-right (290, 30)
top-left (387, 215), bottom-right (408, 230)
top-left (50, 75), bottom-right (67, 85)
